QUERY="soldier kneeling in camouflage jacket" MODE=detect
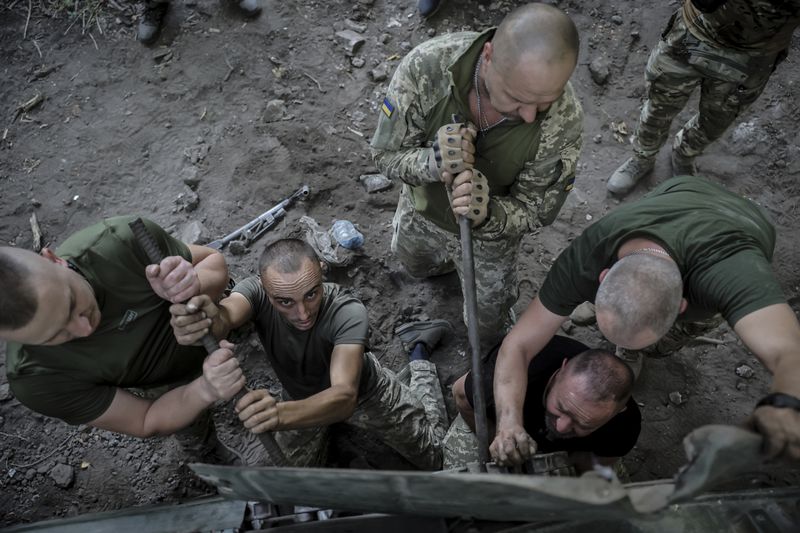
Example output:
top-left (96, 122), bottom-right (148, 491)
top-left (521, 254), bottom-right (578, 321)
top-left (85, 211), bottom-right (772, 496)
top-left (370, 3), bottom-right (584, 346)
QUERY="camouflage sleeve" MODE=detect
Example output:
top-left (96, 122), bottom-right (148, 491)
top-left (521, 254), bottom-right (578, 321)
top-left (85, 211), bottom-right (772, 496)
top-left (369, 52), bottom-right (439, 186)
top-left (474, 84), bottom-right (584, 241)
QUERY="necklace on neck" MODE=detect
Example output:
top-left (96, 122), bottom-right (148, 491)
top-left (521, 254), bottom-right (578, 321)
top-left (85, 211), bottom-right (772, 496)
top-left (473, 56), bottom-right (508, 134)
top-left (627, 247), bottom-right (671, 259)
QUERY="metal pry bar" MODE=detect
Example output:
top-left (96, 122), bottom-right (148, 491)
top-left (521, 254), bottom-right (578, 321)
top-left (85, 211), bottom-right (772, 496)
top-left (128, 218), bottom-right (289, 466)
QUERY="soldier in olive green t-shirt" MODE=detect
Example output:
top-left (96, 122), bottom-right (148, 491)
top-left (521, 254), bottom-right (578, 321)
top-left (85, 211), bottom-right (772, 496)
top-left (170, 238), bottom-right (449, 469)
top-left (1, 216), bottom-right (238, 445)
top-left (489, 176), bottom-right (800, 466)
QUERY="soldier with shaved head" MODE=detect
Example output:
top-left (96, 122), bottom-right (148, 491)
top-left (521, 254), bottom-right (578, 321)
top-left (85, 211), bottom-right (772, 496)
top-left (1, 216), bottom-right (239, 461)
top-left (170, 238), bottom-right (450, 469)
top-left (370, 3), bottom-right (583, 345)
top-left (491, 176), bottom-right (800, 465)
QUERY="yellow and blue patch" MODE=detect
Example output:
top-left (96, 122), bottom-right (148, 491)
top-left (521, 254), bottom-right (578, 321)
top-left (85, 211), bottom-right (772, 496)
top-left (565, 176), bottom-right (575, 192)
top-left (381, 97), bottom-right (395, 118)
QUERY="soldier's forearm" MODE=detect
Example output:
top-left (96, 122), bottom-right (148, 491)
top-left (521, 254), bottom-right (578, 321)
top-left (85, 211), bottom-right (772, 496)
top-left (274, 385), bottom-right (359, 430)
top-left (372, 146), bottom-right (439, 186)
top-left (194, 252), bottom-right (229, 302)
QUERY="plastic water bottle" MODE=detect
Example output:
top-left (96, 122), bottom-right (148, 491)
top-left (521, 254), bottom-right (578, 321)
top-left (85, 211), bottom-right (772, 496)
top-left (331, 220), bottom-right (364, 249)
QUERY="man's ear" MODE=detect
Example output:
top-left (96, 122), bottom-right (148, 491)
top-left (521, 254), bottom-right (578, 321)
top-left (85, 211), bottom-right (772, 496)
top-left (598, 268), bottom-right (610, 283)
top-left (679, 298), bottom-right (688, 315)
top-left (482, 41), bottom-right (493, 63)
top-left (40, 248), bottom-right (68, 267)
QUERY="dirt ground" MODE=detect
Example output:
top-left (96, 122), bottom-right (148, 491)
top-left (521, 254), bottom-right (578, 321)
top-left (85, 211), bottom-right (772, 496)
top-left (1, 0), bottom-right (799, 527)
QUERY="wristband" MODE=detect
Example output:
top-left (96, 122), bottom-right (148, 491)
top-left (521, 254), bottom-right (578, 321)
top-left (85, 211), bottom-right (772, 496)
top-left (756, 392), bottom-right (800, 412)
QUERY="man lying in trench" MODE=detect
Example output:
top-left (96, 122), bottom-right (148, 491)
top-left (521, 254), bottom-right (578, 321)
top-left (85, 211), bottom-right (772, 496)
top-left (491, 175), bottom-right (800, 466)
top-left (170, 238), bottom-right (450, 468)
top-left (445, 335), bottom-right (641, 474)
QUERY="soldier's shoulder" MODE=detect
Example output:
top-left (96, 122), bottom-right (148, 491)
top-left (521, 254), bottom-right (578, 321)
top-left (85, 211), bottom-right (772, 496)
top-left (398, 32), bottom-right (480, 76)
top-left (553, 82), bottom-right (582, 115)
top-left (542, 81), bottom-right (583, 131)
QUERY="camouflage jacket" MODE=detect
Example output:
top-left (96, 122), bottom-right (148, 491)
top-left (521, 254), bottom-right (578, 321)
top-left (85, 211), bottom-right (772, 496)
top-left (683, 0), bottom-right (800, 54)
top-left (369, 30), bottom-right (583, 239)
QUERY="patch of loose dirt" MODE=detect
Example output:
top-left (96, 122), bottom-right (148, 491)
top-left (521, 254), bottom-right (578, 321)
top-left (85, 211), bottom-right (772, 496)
top-left (1, 0), bottom-right (799, 527)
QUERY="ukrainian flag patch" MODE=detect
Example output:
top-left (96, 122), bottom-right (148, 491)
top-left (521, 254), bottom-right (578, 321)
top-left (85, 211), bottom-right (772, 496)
top-left (565, 176), bottom-right (575, 192)
top-left (381, 97), bottom-right (395, 118)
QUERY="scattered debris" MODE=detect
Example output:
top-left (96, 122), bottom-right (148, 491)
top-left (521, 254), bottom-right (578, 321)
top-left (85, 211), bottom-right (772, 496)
top-left (346, 126), bottom-right (364, 137)
top-left (22, 158), bottom-right (41, 173)
top-left (735, 365), bottom-right (755, 379)
top-left (174, 189), bottom-right (200, 213)
top-left (589, 56), bottom-right (611, 85)
top-left (368, 63), bottom-right (389, 83)
top-left (50, 463), bottom-right (74, 489)
top-left (334, 30), bottom-right (366, 56)
top-left (181, 166), bottom-right (201, 190)
top-left (228, 241), bottom-right (248, 255)
top-left (611, 15), bottom-right (623, 25)
top-left (610, 121), bottom-right (628, 143)
top-left (300, 216), bottom-right (354, 267)
top-left (569, 302), bottom-right (596, 326)
top-left (344, 19), bottom-right (367, 33)
top-left (14, 92), bottom-right (45, 122)
top-left (694, 336), bottom-right (726, 346)
top-left (350, 57), bottom-right (366, 68)
top-left (179, 220), bottom-right (206, 245)
top-left (669, 391), bottom-right (686, 406)
top-left (300, 71), bottom-right (325, 93)
top-left (593, 133), bottom-right (602, 144)
top-left (263, 99), bottom-right (287, 123)
top-left (29, 212), bottom-right (43, 252)
top-left (359, 173), bottom-right (392, 193)
top-left (183, 141), bottom-right (210, 164)
top-left (223, 56), bottom-right (235, 82)
top-left (29, 64), bottom-right (61, 82)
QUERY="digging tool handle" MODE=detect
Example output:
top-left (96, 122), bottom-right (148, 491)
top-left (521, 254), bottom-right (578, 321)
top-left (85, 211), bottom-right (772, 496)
top-left (128, 218), bottom-right (289, 466)
top-left (459, 216), bottom-right (491, 470)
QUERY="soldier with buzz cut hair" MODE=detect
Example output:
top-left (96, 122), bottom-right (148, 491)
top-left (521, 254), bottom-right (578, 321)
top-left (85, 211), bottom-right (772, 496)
top-left (1, 216), bottom-right (239, 463)
top-left (608, 0), bottom-right (800, 196)
top-left (170, 238), bottom-right (451, 469)
top-left (370, 2), bottom-right (584, 346)
top-left (490, 175), bottom-right (800, 465)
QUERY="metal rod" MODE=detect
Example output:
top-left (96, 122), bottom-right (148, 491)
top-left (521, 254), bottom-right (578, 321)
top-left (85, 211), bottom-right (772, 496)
top-left (459, 216), bottom-right (490, 470)
top-left (129, 218), bottom-right (288, 466)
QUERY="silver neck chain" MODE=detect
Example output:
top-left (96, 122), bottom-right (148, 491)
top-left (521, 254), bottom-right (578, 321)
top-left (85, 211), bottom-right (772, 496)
top-left (474, 56), bottom-right (507, 134)
top-left (627, 247), bottom-right (671, 259)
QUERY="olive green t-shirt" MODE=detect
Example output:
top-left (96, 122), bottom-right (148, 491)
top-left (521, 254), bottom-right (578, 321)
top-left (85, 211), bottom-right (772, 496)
top-left (233, 278), bottom-right (371, 400)
top-left (539, 176), bottom-right (784, 326)
top-left (5, 217), bottom-right (206, 425)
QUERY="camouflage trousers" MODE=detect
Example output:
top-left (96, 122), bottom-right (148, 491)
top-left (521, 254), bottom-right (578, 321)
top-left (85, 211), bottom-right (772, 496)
top-left (633, 11), bottom-right (783, 160)
top-left (620, 313), bottom-right (724, 360)
top-left (234, 352), bottom-right (448, 470)
top-left (442, 413), bottom-right (481, 470)
top-left (392, 184), bottom-right (519, 343)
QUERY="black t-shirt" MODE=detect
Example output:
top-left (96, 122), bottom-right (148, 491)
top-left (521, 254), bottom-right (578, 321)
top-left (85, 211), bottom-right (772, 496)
top-left (465, 335), bottom-right (641, 457)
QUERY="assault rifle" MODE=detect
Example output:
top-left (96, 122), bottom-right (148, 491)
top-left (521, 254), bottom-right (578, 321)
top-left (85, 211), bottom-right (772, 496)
top-left (207, 185), bottom-right (310, 251)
